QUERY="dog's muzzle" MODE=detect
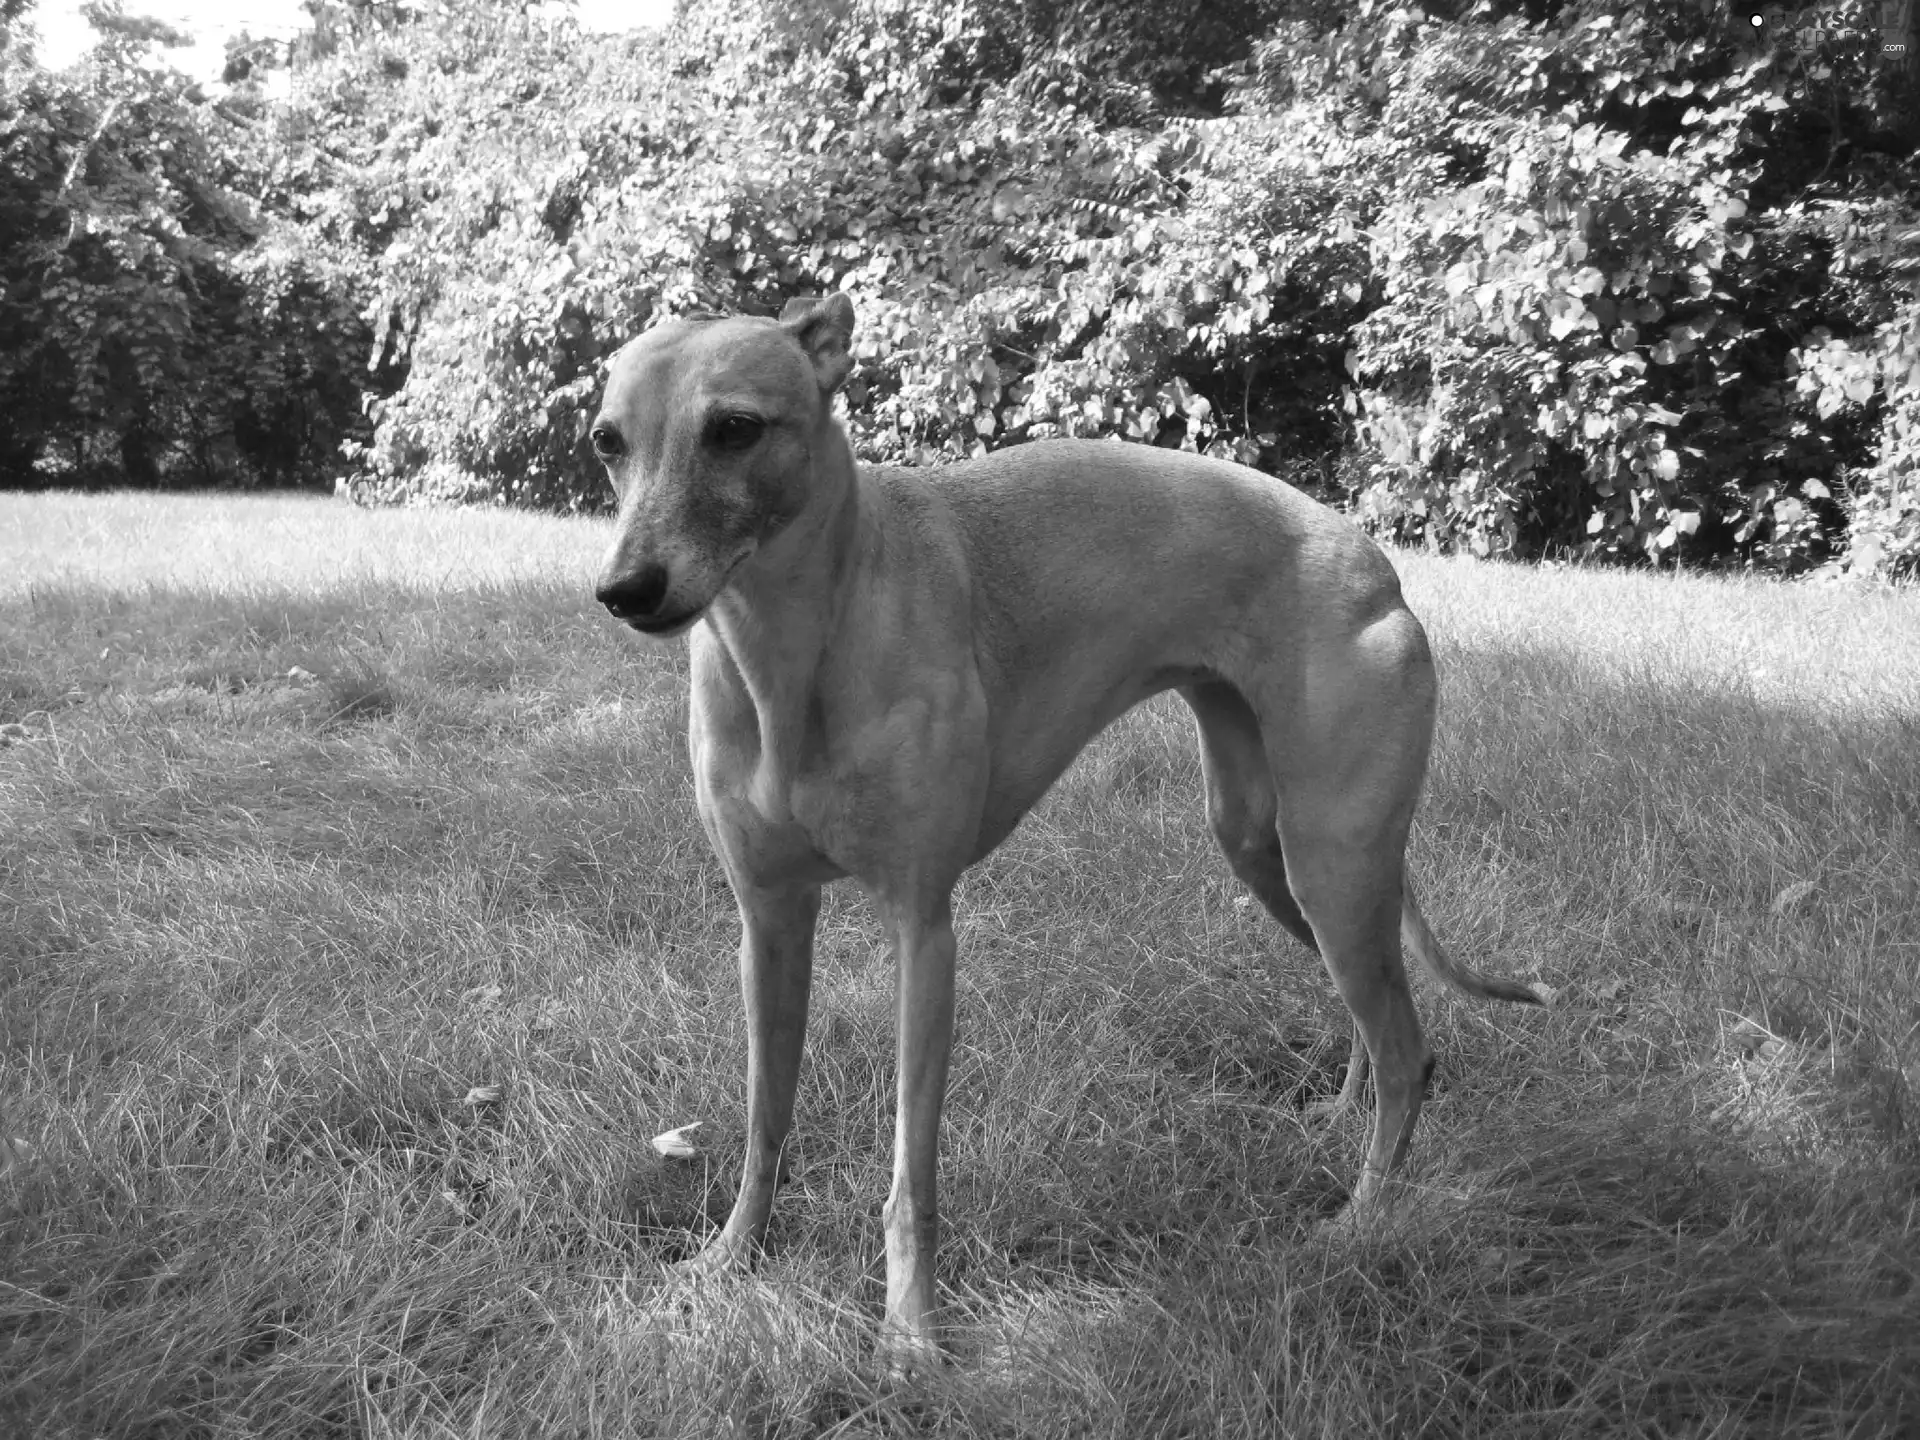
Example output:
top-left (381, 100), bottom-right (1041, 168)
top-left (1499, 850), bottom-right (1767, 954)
top-left (597, 547), bottom-right (754, 633)
top-left (596, 562), bottom-right (683, 630)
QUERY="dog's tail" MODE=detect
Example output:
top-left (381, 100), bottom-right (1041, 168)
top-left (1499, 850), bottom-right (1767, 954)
top-left (1401, 881), bottom-right (1545, 1006)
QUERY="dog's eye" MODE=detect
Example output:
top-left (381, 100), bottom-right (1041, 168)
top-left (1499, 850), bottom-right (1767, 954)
top-left (589, 424), bottom-right (624, 460)
top-left (708, 414), bottom-right (764, 451)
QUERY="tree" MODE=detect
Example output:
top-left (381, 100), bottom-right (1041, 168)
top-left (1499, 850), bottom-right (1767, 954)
top-left (0, 5), bottom-right (374, 488)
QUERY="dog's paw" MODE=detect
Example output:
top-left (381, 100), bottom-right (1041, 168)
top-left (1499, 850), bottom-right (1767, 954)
top-left (1301, 1093), bottom-right (1359, 1126)
top-left (673, 1231), bottom-right (753, 1280)
top-left (875, 1324), bottom-right (944, 1384)
top-left (1313, 1203), bottom-right (1378, 1245)
top-left (1314, 1181), bottom-right (1427, 1244)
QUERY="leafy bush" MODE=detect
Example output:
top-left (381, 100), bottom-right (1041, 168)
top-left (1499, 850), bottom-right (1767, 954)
top-left (1293, 2), bottom-right (1913, 567)
top-left (310, 0), bottom-right (1916, 580)
top-left (1795, 291), bottom-right (1920, 581)
top-left (314, 0), bottom-right (1386, 511)
top-left (9, 0), bottom-right (1917, 580)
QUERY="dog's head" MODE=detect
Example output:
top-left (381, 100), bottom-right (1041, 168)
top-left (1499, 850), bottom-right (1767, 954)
top-left (590, 294), bottom-right (855, 635)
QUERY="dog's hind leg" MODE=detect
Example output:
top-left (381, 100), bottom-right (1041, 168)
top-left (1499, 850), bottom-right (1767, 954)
top-left (1255, 615), bottom-right (1442, 1211)
top-left (1185, 680), bottom-right (1315, 950)
top-left (1183, 681), bottom-right (1371, 1116)
top-left (1281, 828), bottom-right (1429, 1209)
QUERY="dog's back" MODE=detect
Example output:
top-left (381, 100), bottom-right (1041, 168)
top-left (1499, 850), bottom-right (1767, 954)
top-left (910, 438), bottom-right (1406, 638)
top-left (859, 438), bottom-right (1418, 855)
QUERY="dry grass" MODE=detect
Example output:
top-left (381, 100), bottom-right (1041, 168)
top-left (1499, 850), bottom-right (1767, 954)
top-left (2, 489), bottom-right (1917, 1438)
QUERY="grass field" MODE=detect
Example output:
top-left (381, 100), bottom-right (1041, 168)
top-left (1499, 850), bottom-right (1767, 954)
top-left (3, 488), bottom-right (1919, 1438)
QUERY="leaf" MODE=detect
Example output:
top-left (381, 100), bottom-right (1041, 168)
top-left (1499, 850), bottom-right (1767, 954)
top-left (1850, 532), bottom-right (1885, 573)
top-left (0, 1137), bottom-right (38, 1182)
top-left (462, 1084), bottom-right (503, 1106)
top-left (1770, 879), bottom-right (1817, 915)
top-left (1728, 1016), bottom-right (1785, 1060)
top-left (651, 1121), bottom-right (704, 1160)
top-left (1548, 297), bottom-right (1588, 340)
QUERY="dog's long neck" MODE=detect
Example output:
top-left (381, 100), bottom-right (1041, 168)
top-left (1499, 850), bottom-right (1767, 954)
top-left (703, 421), bottom-right (869, 820)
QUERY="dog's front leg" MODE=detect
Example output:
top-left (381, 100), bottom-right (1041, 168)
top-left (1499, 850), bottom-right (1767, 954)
top-left (876, 897), bottom-right (957, 1375)
top-left (681, 880), bottom-right (820, 1276)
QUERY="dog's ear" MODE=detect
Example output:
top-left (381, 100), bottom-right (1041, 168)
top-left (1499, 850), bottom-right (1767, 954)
top-left (780, 293), bottom-right (856, 395)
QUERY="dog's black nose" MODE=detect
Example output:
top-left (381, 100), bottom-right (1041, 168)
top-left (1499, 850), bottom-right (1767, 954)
top-left (596, 563), bottom-right (670, 619)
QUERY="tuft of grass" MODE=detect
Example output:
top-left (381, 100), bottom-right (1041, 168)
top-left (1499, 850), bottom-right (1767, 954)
top-left (2, 489), bottom-right (1918, 1437)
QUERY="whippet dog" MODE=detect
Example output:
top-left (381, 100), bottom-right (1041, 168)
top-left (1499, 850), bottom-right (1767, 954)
top-left (589, 294), bottom-right (1541, 1372)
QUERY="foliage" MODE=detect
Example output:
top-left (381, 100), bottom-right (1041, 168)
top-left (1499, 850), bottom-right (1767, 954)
top-left (315, 0), bottom-right (1385, 510)
top-left (1794, 288), bottom-right (1920, 581)
top-left (948, 0), bottom-right (1305, 116)
top-left (0, 3), bottom-right (374, 490)
top-left (302, 0), bottom-right (1916, 579)
top-left (6, 0), bottom-right (1918, 576)
top-left (1292, 1), bottom-right (1917, 569)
